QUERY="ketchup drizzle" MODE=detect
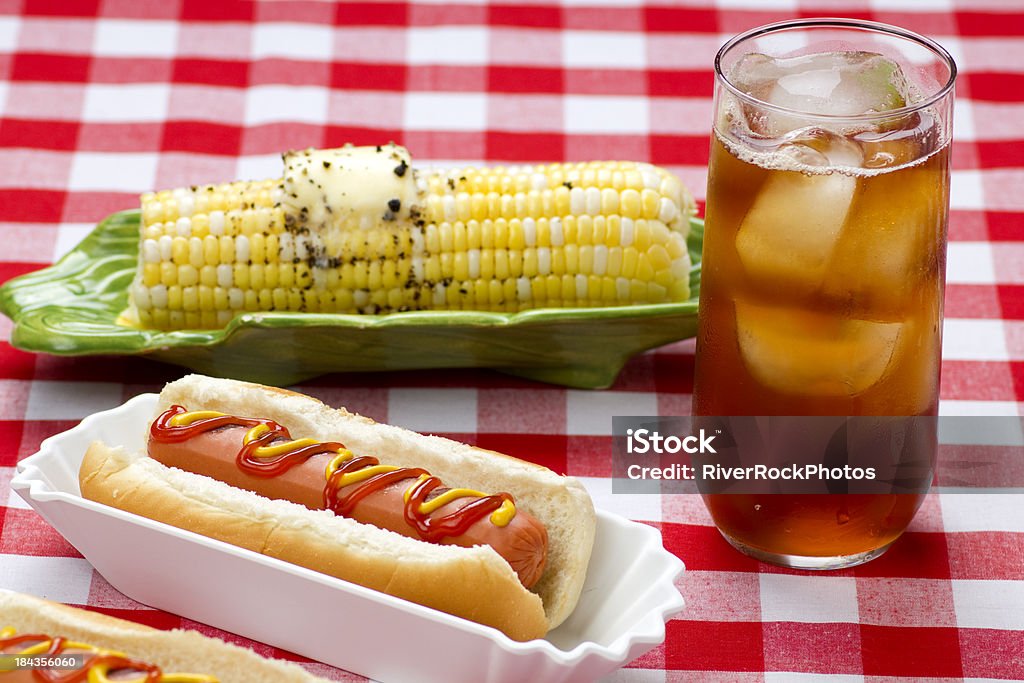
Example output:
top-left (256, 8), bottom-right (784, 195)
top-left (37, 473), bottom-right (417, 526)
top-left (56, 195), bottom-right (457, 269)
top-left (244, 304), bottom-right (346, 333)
top-left (151, 405), bottom-right (515, 542)
top-left (0, 633), bottom-right (162, 683)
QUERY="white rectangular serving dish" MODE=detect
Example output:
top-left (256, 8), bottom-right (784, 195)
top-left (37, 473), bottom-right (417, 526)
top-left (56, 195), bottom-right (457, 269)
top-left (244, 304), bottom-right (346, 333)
top-left (12, 394), bottom-right (685, 683)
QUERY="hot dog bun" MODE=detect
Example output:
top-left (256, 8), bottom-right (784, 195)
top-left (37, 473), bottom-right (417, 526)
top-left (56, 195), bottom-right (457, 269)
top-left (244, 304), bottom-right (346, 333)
top-left (78, 375), bottom-right (596, 641)
top-left (0, 590), bottom-right (330, 682)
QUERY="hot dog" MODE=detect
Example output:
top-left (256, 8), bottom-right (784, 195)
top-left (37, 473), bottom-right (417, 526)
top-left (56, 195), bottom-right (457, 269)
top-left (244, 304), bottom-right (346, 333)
top-left (146, 405), bottom-right (548, 589)
top-left (78, 375), bottom-right (596, 641)
top-left (0, 591), bottom-right (330, 683)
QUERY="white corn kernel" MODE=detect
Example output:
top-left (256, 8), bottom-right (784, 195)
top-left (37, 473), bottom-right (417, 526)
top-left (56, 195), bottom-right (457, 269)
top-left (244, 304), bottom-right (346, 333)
top-left (209, 210), bottom-right (225, 236)
top-left (142, 239), bottom-right (160, 263)
top-left (217, 264), bottom-right (233, 288)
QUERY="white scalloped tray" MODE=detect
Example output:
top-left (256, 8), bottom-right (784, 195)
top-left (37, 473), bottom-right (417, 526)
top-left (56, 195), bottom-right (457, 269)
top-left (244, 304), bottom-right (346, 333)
top-left (11, 393), bottom-right (685, 683)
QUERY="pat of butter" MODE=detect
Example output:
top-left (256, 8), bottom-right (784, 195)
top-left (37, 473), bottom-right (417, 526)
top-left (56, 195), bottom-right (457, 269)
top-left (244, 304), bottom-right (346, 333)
top-left (280, 144), bottom-right (420, 230)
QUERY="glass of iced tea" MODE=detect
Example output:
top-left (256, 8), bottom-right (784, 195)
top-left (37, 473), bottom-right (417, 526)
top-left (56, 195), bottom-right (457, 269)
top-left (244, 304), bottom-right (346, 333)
top-left (693, 19), bottom-right (956, 569)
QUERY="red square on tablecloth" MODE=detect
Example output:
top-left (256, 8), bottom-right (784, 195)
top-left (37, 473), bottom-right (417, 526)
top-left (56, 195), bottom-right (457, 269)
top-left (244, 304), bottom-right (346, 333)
top-left (665, 620), bottom-right (764, 672)
top-left (860, 625), bottom-right (963, 677)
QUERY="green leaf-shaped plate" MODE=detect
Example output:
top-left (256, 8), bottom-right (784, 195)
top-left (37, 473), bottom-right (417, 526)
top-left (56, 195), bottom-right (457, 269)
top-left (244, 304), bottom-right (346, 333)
top-left (0, 211), bottom-right (702, 388)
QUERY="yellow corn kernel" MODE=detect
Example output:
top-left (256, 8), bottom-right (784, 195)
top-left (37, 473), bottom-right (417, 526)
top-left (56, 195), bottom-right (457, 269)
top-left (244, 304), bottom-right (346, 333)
top-left (160, 262), bottom-right (177, 286)
top-left (264, 263), bottom-right (279, 289)
top-left (579, 245), bottom-right (594, 275)
top-left (621, 189), bottom-right (641, 218)
top-left (576, 215), bottom-right (593, 245)
top-left (171, 236), bottom-right (188, 266)
top-left (641, 189), bottom-right (661, 219)
top-left (564, 244), bottom-right (579, 274)
top-left (561, 274), bottom-right (575, 301)
top-left (622, 247), bottom-right (639, 278)
top-left (508, 250), bottom-right (522, 277)
top-left (219, 236), bottom-right (234, 264)
top-left (142, 263), bottom-right (160, 287)
top-left (647, 282), bottom-right (668, 301)
top-left (551, 248), bottom-right (565, 276)
top-left (178, 264), bottom-right (199, 287)
top-left (522, 249), bottom-right (538, 278)
top-left (454, 252), bottom-right (469, 281)
top-left (494, 250), bottom-right (509, 280)
top-left (601, 277), bottom-right (617, 302)
top-left (233, 264), bottom-right (250, 290)
top-left (636, 256), bottom-right (655, 283)
top-left (634, 220), bottom-right (651, 252)
top-left (648, 244), bottom-right (672, 271)
top-left (167, 285), bottom-right (182, 310)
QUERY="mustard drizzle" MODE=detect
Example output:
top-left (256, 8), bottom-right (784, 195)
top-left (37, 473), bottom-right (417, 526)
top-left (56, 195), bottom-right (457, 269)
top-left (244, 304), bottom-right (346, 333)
top-left (169, 408), bottom-right (516, 527)
top-left (0, 627), bottom-right (217, 682)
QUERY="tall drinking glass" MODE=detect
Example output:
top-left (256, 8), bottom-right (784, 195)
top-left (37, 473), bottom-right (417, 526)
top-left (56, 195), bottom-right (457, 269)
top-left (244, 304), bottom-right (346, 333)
top-left (693, 19), bottom-right (956, 569)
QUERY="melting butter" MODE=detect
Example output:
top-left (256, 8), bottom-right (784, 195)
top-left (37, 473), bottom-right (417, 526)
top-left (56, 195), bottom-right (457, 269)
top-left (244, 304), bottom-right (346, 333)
top-left (280, 143), bottom-right (420, 230)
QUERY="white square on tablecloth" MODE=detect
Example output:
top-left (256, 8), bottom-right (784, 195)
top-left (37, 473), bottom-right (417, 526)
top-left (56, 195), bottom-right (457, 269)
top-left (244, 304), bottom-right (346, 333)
top-left (953, 99), bottom-right (976, 143)
top-left (404, 92), bottom-right (487, 131)
top-left (252, 23), bottom-right (333, 61)
top-left (0, 555), bottom-right (95, 604)
top-left (759, 573), bottom-right (860, 623)
top-left (564, 95), bottom-right (649, 134)
top-left (946, 242), bottom-right (996, 284)
top-left (942, 319), bottom-right (1009, 361)
top-left (0, 16), bottom-right (18, 52)
top-left (82, 84), bottom-right (170, 122)
top-left (408, 26), bottom-right (488, 66)
top-left (69, 152), bottom-right (157, 192)
top-left (717, 0), bottom-right (797, 7)
top-left (387, 388), bottom-right (478, 434)
top-left (566, 390), bottom-right (658, 435)
top-left (952, 579), bottom-right (1024, 629)
top-left (244, 85), bottom-right (328, 125)
top-left (25, 381), bottom-right (124, 420)
top-left (950, 170), bottom-right (986, 211)
top-left (563, 31), bottom-right (646, 69)
top-left (93, 19), bottom-right (178, 58)
top-left (577, 476), bottom-right (662, 523)
top-left (54, 223), bottom-right (95, 261)
top-left (869, 0), bottom-right (952, 9)
top-left (234, 154), bottom-right (281, 183)
top-left (765, 674), bottom-right (863, 683)
top-left (939, 400), bottom-right (1022, 416)
top-left (941, 493), bottom-right (1024, 533)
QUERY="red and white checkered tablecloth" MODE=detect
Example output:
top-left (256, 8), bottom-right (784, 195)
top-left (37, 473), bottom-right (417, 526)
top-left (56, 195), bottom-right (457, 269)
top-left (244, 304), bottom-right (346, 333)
top-left (1, 0), bottom-right (1023, 680)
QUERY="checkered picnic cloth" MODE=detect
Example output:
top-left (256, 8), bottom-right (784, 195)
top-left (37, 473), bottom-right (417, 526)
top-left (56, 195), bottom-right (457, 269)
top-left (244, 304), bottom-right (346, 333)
top-left (1, 0), bottom-right (1022, 680)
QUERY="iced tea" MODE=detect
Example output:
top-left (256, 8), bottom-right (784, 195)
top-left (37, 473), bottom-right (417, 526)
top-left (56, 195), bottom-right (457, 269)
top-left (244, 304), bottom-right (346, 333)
top-left (692, 21), bottom-right (955, 568)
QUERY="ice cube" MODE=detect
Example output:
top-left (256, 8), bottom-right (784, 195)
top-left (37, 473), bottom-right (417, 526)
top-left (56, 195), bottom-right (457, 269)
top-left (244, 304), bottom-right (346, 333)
top-left (778, 127), bottom-right (865, 169)
top-left (823, 161), bottom-right (940, 315)
top-left (735, 300), bottom-right (901, 396)
top-left (735, 163), bottom-right (858, 292)
top-left (730, 52), bottom-right (911, 137)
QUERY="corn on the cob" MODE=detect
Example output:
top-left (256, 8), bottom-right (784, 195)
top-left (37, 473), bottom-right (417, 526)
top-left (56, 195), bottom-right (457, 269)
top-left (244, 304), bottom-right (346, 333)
top-left (123, 144), bottom-right (694, 330)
